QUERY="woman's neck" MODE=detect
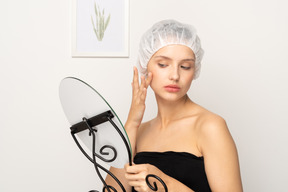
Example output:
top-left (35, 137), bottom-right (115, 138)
top-left (155, 94), bottom-right (193, 127)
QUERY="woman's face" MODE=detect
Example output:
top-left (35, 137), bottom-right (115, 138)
top-left (147, 44), bottom-right (195, 102)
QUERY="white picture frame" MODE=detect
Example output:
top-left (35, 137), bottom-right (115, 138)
top-left (72, 0), bottom-right (129, 57)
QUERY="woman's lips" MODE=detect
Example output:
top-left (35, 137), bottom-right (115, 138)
top-left (164, 85), bottom-right (180, 92)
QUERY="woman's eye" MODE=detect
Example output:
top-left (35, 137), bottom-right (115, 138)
top-left (181, 66), bottom-right (191, 70)
top-left (158, 63), bottom-right (167, 68)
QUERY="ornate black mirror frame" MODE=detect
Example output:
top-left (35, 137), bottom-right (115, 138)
top-left (59, 77), bottom-right (167, 192)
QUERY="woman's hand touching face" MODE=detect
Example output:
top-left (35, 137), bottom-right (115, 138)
top-left (126, 67), bottom-right (153, 128)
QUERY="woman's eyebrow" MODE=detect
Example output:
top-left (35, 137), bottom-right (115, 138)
top-left (153, 55), bottom-right (172, 60)
top-left (182, 58), bottom-right (195, 62)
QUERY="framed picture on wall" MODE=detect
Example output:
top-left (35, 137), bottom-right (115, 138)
top-left (72, 0), bottom-right (129, 57)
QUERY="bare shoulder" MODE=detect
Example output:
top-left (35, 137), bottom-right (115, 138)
top-left (138, 118), bottom-right (154, 131)
top-left (136, 118), bottom-right (155, 138)
top-left (193, 104), bottom-right (234, 154)
top-left (198, 109), bottom-right (228, 134)
top-left (194, 104), bottom-right (227, 131)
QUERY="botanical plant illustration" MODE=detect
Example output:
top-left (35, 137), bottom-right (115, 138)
top-left (91, 1), bottom-right (111, 41)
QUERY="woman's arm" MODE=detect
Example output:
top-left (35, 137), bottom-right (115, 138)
top-left (126, 67), bottom-right (152, 156)
top-left (104, 67), bottom-right (152, 192)
top-left (199, 115), bottom-right (243, 192)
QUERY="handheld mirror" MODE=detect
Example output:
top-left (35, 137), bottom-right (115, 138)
top-left (59, 77), bottom-right (132, 169)
top-left (59, 77), bottom-right (167, 192)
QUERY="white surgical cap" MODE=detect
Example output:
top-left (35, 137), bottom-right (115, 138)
top-left (137, 19), bottom-right (204, 79)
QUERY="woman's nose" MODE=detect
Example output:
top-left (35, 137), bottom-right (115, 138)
top-left (169, 66), bottom-right (180, 81)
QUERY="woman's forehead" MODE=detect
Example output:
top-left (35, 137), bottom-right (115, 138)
top-left (152, 45), bottom-right (195, 60)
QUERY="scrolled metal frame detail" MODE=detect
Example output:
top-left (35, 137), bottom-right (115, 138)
top-left (146, 174), bottom-right (168, 192)
top-left (70, 111), bottom-right (168, 192)
top-left (94, 145), bottom-right (117, 163)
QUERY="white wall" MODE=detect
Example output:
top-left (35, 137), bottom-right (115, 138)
top-left (1, 0), bottom-right (287, 191)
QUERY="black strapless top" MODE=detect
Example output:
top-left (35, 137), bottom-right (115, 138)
top-left (132, 151), bottom-right (211, 192)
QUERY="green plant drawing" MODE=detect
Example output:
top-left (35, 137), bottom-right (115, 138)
top-left (91, 1), bottom-right (111, 41)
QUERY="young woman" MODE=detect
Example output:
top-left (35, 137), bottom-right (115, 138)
top-left (106, 20), bottom-right (243, 192)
